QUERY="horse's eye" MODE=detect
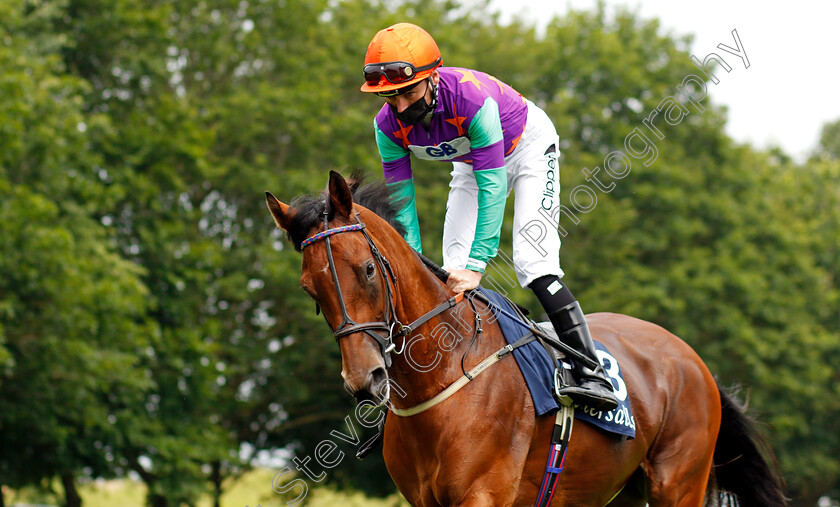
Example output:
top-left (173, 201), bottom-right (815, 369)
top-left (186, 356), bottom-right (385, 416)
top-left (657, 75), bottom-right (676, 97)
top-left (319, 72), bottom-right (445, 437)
top-left (366, 262), bottom-right (376, 279)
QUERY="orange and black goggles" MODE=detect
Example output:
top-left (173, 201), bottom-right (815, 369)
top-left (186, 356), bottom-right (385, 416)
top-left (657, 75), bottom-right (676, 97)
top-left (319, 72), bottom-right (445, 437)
top-left (364, 58), bottom-right (441, 91)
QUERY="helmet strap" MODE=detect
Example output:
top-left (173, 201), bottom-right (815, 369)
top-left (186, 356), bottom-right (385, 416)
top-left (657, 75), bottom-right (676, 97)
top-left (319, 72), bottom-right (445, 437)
top-left (420, 78), bottom-right (438, 128)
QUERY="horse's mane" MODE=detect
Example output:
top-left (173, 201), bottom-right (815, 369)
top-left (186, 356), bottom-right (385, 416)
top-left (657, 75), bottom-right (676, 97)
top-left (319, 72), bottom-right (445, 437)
top-left (285, 170), bottom-right (408, 251)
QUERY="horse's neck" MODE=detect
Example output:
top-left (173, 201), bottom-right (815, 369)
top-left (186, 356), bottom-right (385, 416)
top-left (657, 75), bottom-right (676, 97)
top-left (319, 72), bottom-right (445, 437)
top-left (387, 257), bottom-right (503, 409)
top-left (391, 257), bottom-right (451, 326)
top-left (356, 209), bottom-right (501, 406)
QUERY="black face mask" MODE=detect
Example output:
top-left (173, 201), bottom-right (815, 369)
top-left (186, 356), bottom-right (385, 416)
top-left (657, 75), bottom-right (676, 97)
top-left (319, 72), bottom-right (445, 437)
top-left (392, 80), bottom-right (438, 125)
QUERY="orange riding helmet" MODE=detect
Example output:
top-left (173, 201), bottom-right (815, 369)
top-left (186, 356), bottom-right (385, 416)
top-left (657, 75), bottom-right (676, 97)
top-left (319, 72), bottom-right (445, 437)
top-left (361, 23), bottom-right (442, 95)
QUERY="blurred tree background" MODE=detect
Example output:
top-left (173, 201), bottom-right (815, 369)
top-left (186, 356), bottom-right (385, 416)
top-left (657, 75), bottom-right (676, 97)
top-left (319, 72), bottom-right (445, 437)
top-left (0, 0), bottom-right (837, 506)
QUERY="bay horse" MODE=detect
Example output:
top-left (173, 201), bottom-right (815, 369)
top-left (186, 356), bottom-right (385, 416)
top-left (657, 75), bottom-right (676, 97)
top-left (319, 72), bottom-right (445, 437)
top-left (265, 171), bottom-right (786, 506)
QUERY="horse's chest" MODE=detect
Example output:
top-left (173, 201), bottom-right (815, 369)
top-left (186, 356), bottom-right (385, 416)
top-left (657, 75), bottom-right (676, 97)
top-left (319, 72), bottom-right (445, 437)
top-left (384, 409), bottom-right (530, 505)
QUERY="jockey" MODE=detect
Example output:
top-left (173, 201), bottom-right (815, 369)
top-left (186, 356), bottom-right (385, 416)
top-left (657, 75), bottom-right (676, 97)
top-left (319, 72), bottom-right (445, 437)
top-left (361, 23), bottom-right (618, 412)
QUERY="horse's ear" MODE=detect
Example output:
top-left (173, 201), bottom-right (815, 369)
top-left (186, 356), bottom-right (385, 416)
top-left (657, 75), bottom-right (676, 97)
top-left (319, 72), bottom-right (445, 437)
top-left (328, 170), bottom-right (353, 219)
top-left (265, 191), bottom-right (294, 231)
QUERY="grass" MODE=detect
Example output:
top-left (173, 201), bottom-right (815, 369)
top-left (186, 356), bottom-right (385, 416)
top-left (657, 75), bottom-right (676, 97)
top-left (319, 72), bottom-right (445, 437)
top-left (3, 469), bottom-right (410, 507)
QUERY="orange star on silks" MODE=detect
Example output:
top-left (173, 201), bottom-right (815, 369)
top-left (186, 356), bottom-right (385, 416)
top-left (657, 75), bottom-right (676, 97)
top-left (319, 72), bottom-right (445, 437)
top-left (505, 133), bottom-right (523, 156)
top-left (454, 69), bottom-right (485, 91)
top-left (445, 103), bottom-right (468, 136)
top-left (392, 121), bottom-right (413, 148)
top-left (487, 75), bottom-right (506, 94)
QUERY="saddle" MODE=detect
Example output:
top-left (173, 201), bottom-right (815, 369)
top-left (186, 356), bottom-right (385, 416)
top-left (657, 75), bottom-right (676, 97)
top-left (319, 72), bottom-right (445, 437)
top-left (470, 285), bottom-right (579, 405)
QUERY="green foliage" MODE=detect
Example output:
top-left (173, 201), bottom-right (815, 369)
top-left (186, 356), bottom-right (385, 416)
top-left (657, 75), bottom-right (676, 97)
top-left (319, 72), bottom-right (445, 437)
top-left (0, 0), bottom-right (152, 489)
top-left (0, 180), bottom-right (153, 485)
top-left (817, 118), bottom-right (840, 160)
top-left (0, 0), bottom-right (837, 504)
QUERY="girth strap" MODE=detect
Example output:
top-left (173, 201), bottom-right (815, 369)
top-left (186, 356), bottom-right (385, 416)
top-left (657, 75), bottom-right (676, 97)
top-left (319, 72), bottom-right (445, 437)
top-left (534, 402), bottom-right (575, 506)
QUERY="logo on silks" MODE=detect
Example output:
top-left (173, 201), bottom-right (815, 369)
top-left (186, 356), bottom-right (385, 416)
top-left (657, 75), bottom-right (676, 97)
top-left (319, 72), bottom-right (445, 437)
top-left (566, 341), bottom-right (636, 438)
top-left (409, 136), bottom-right (472, 161)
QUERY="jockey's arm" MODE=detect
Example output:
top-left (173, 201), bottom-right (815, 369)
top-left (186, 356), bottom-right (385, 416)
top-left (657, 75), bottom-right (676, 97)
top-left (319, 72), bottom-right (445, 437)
top-left (375, 122), bottom-right (422, 253)
top-left (464, 97), bottom-right (507, 275)
top-left (445, 97), bottom-right (508, 293)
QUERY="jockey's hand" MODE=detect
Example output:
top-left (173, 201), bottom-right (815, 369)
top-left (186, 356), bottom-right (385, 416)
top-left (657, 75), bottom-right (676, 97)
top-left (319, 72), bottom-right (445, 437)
top-left (445, 268), bottom-right (483, 293)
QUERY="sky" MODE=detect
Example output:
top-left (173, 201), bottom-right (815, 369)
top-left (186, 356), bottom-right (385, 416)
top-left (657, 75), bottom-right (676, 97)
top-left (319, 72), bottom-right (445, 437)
top-left (488, 0), bottom-right (840, 162)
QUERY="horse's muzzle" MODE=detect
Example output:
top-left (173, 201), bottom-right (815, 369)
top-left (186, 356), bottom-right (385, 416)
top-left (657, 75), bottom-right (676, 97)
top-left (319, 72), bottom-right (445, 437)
top-left (348, 366), bottom-right (389, 406)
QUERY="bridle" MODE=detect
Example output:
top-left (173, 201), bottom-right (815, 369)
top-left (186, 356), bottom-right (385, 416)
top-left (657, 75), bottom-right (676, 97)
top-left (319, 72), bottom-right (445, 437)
top-left (302, 206), bottom-right (546, 418)
top-left (301, 209), bottom-right (463, 367)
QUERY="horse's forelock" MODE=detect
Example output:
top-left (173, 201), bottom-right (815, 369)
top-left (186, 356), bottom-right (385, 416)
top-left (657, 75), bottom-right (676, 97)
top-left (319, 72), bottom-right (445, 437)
top-left (286, 194), bottom-right (327, 251)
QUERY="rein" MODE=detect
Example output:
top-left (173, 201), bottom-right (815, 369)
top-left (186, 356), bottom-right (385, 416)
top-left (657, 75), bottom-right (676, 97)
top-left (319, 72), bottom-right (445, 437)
top-left (301, 209), bottom-right (533, 417)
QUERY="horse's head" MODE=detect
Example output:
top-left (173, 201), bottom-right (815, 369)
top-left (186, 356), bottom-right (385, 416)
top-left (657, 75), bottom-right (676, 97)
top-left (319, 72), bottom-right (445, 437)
top-left (266, 171), bottom-right (401, 405)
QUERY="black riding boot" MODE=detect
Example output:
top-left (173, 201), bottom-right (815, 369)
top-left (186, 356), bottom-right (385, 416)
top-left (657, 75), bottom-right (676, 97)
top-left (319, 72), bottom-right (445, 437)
top-left (547, 301), bottom-right (619, 412)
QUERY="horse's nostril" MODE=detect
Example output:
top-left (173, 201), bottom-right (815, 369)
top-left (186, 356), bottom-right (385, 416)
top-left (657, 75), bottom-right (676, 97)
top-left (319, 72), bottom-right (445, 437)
top-left (364, 367), bottom-right (389, 404)
top-left (366, 367), bottom-right (387, 391)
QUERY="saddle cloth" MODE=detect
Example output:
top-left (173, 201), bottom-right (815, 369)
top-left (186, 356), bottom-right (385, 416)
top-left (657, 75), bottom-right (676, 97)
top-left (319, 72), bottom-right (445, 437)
top-left (477, 287), bottom-right (636, 438)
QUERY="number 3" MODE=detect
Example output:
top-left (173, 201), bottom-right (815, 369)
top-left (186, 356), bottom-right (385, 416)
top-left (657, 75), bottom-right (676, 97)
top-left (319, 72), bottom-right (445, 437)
top-left (595, 350), bottom-right (628, 402)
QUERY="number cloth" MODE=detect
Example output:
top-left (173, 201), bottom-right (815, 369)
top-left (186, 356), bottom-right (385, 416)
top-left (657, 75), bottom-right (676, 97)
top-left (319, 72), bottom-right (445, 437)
top-left (479, 287), bottom-right (636, 438)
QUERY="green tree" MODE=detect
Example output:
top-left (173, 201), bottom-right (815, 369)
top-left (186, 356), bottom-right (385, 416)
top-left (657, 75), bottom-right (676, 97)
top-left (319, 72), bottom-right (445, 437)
top-left (520, 7), bottom-right (840, 503)
top-left (0, 2), bottom-right (151, 504)
top-left (0, 182), bottom-right (152, 505)
top-left (2, 0), bottom-right (837, 503)
top-left (817, 118), bottom-right (840, 160)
